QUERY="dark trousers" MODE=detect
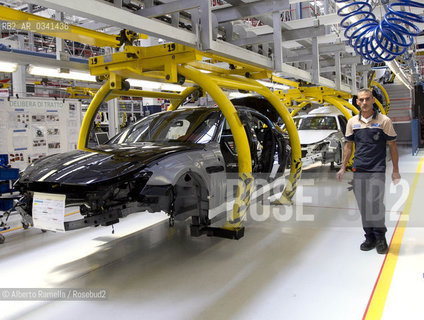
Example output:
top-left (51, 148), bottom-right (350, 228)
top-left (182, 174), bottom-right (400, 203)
top-left (352, 172), bottom-right (387, 240)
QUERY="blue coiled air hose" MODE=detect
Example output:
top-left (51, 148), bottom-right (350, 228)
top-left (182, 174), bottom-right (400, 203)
top-left (336, 0), bottom-right (424, 62)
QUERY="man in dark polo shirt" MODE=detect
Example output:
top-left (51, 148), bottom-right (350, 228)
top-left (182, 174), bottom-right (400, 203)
top-left (337, 88), bottom-right (401, 254)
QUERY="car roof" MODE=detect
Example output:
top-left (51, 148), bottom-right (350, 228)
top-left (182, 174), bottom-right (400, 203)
top-left (178, 96), bottom-right (279, 122)
top-left (175, 105), bottom-right (273, 117)
top-left (294, 106), bottom-right (343, 118)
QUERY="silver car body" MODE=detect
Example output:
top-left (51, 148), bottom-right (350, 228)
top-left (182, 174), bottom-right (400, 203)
top-left (293, 106), bottom-right (347, 167)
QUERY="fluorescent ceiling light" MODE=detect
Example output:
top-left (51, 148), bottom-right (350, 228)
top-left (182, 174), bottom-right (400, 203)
top-left (228, 91), bottom-right (252, 99)
top-left (128, 79), bottom-right (161, 90)
top-left (128, 79), bottom-right (185, 92)
top-left (28, 66), bottom-right (184, 91)
top-left (28, 66), bottom-right (96, 82)
top-left (0, 61), bottom-right (18, 73)
top-left (160, 83), bottom-right (186, 92)
top-left (257, 80), bottom-right (290, 90)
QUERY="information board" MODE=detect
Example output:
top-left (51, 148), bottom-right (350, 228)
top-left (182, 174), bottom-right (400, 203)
top-left (0, 98), bottom-right (81, 170)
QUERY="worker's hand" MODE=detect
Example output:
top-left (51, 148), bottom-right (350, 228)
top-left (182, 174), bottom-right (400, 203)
top-left (392, 172), bottom-right (401, 185)
top-left (336, 168), bottom-right (345, 181)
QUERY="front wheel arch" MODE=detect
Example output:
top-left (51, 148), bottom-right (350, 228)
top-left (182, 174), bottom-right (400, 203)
top-left (171, 171), bottom-right (209, 225)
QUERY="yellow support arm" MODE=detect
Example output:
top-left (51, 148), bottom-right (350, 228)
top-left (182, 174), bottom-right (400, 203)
top-left (323, 96), bottom-right (354, 121)
top-left (331, 97), bottom-right (359, 116)
top-left (370, 81), bottom-right (390, 114)
top-left (290, 101), bottom-right (312, 117)
top-left (177, 66), bottom-right (251, 174)
top-left (231, 75), bottom-right (303, 205)
top-left (373, 99), bottom-right (386, 115)
top-left (177, 65), bottom-right (253, 230)
top-left (168, 87), bottom-right (198, 111)
top-left (78, 80), bottom-right (112, 150)
top-left (271, 75), bottom-right (300, 89)
top-left (0, 5), bottom-right (147, 48)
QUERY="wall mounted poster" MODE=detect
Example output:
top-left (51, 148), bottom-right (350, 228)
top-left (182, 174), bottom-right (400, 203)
top-left (0, 98), bottom-right (82, 170)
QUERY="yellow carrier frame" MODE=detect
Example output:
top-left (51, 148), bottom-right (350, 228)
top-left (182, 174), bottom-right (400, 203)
top-left (77, 43), bottom-right (303, 238)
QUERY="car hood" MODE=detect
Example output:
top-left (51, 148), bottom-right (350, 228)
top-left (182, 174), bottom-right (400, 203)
top-left (19, 142), bottom-right (203, 185)
top-left (298, 130), bottom-right (337, 145)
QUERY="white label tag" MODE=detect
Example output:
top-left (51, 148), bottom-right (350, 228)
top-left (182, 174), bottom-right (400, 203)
top-left (32, 192), bottom-right (66, 232)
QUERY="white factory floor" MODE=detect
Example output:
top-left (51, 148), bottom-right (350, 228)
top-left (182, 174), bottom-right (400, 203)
top-left (0, 146), bottom-right (423, 320)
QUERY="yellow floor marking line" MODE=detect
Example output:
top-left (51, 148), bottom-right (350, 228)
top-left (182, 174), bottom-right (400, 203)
top-left (363, 157), bottom-right (424, 320)
top-left (0, 226), bottom-right (23, 233)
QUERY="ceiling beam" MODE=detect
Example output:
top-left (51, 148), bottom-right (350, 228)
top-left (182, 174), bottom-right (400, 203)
top-left (21, 0), bottom-right (355, 91)
top-left (137, 0), bottom-right (199, 18)
top-left (25, 0), bottom-right (198, 46)
top-left (286, 43), bottom-right (346, 57)
top-left (0, 50), bottom-right (89, 70)
top-left (213, 0), bottom-right (289, 24)
top-left (231, 25), bottom-right (325, 46)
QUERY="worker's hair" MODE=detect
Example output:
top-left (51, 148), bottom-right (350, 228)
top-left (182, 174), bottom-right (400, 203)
top-left (357, 88), bottom-right (377, 119)
top-left (357, 88), bottom-right (373, 95)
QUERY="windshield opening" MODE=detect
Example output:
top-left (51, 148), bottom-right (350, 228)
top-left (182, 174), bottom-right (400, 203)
top-left (297, 116), bottom-right (337, 130)
top-left (108, 109), bottom-right (221, 144)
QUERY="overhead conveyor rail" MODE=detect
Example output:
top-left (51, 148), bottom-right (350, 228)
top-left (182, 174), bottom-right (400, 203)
top-left (275, 86), bottom-right (360, 119)
top-left (2, 0), bottom-right (368, 91)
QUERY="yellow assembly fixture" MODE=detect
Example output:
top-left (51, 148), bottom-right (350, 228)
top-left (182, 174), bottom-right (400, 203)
top-left (78, 42), bottom-right (305, 235)
top-left (275, 86), bottom-right (362, 169)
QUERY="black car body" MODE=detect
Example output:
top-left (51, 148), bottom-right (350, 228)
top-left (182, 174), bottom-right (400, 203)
top-left (15, 106), bottom-right (290, 236)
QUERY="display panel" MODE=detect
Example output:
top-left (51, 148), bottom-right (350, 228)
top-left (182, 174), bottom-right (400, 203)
top-left (0, 98), bottom-right (82, 170)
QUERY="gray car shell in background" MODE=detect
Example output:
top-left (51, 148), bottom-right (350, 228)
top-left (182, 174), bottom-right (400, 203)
top-left (291, 106), bottom-right (348, 168)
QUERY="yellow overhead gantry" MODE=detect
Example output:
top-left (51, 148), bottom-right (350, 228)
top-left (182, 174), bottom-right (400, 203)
top-left (78, 43), bottom-right (303, 238)
top-left (289, 101), bottom-right (313, 118)
top-left (277, 83), bottom-right (390, 172)
top-left (276, 83), bottom-right (389, 118)
top-left (275, 86), bottom-right (360, 119)
top-left (275, 86), bottom-right (361, 170)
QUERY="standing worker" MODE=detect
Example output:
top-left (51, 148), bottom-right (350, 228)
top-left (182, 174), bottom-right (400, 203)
top-left (337, 88), bottom-right (401, 254)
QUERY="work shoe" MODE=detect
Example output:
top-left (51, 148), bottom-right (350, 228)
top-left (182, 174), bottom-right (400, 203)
top-left (360, 239), bottom-right (376, 251)
top-left (376, 239), bottom-right (388, 254)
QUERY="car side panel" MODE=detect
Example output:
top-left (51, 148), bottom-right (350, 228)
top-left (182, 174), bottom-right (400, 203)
top-left (144, 144), bottom-right (226, 217)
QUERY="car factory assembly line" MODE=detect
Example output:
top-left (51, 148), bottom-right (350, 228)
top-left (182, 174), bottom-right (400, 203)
top-left (12, 35), bottom-right (306, 240)
top-left (0, 4), bottom-right (380, 241)
top-left (2, 1), bottom-right (424, 318)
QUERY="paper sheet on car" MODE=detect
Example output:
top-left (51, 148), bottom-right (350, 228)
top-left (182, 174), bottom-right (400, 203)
top-left (32, 192), bottom-right (66, 232)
